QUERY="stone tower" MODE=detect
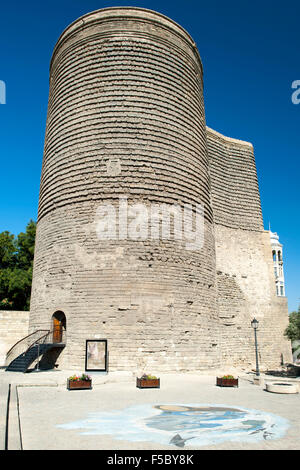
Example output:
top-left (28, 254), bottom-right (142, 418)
top-left (29, 7), bottom-right (219, 372)
top-left (29, 7), bottom-right (292, 372)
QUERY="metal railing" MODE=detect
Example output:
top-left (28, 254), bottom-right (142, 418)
top-left (5, 328), bottom-right (66, 368)
top-left (5, 330), bottom-right (49, 367)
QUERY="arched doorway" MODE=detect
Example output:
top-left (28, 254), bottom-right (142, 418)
top-left (52, 311), bottom-right (66, 343)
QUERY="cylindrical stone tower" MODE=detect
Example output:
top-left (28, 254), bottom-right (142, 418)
top-left (29, 7), bottom-right (219, 372)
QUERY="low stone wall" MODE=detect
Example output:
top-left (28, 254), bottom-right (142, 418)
top-left (0, 311), bottom-right (30, 367)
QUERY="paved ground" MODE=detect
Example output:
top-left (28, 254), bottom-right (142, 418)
top-left (1, 369), bottom-right (300, 450)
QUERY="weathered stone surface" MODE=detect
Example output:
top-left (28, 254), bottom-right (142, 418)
top-left (206, 127), bottom-right (263, 231)
top-left (29, 7), bottom-right (219, 373)
top-left (207, 129), bottom-right (292, 368)
top-left (26, 7), bottom-right (292, 372)
top-left (0, 311), bottom-right (30, 366)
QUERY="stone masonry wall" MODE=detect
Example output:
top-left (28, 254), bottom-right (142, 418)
top-left (29, 7), bottom-right (220, 373)
top-left (0, 311), bottom-right (30, 366)
top-left (30, 206), bottom-right (219, 372)
top-left (207, 128), bottom-right (292, 369)
top-left (28, 7), bottom-right (291, 373)
top-left (206, 127), bottom-right (263, 231)
top-left (214, 226), bottom-right (291, 369)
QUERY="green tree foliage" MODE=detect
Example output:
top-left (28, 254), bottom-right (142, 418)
top-left (0, 232), bottom-right (16, 268)
top-left (0, 220), bottom-right (36, 311)
top-left (284, 306), bottom-right (300, 342)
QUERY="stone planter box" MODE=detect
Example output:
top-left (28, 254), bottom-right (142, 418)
top-left (67, 379), bottom-right (92, 390)
top-left (216, 377), bottom-right (238, 387)
top-left (136, 377), bottom-right (160, 388)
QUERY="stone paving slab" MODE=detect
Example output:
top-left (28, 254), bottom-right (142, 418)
top-left (7, 385), bottom-right (22, 450)
top-left (0, 368), bottom-right (134, 387)
top-left (0, 368), bottom-right (134, 450)
top-left (0, 381), bottom-right (9, 449)
top-left (10, 373), bottom-right (300, 450)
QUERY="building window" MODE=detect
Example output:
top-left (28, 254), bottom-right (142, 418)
top-left (280, 285), bottom-right (284, 296)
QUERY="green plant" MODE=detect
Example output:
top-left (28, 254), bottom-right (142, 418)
top-left (141, 373), bottom-right (157, 380)
top-left (0, 220), bottom-right (36, 311)
top-left (68, 373), bottom-right (91, 381)
top-left (221, 375), bottom-right (236, 380)
top-left (285, 307), bottom-right (300, 342)
top-left (0, 298), bottom-right (13, 309)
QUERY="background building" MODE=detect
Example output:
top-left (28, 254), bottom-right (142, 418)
top-left (270, 230), bottom-right (286, 297)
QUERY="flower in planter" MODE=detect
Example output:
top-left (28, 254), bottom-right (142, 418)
top-left (80, 373), bottom-right (91, 381)
top-left (141, 374), bottom-right (158, 380)
top-left (216, 375), bottom-right (238, 387)
top-left (68, 373), bottom-right (91, 381)
top-left (68, 375), bottom-right (80, 382)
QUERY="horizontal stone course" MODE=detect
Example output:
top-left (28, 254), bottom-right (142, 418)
top-left (25, 7), bottom-right (292, 373)
top-left (0, 311), bottom-right (30, 367)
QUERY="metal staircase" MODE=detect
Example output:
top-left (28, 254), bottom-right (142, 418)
top-left (5, 329), bottom-right (65, 373)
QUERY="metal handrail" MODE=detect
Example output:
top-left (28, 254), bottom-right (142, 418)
top-left (5, 330), bottom-right (50, 367)
top-left (5, 330), bottom-right (49, 357)
top-left (5, 328), bottom-right (66, 367)
top-left (23, 328), bottom-right (65, 356)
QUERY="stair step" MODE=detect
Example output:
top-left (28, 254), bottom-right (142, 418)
top-left (6, 342), bottom-right (65, 372)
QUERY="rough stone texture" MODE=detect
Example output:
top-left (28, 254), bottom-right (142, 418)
top-left (213, 226), bottom-right (292, 368)
top-left (0, 311), bottom-right (30, 366)
top-left (29, 7), bottom-right (219, 373)
top-left (206, 127), bottom-right (263, 231)
top-left (207, 129), bottom-right (292, 368)
top-left (27, 7), bottom-right (292, 372)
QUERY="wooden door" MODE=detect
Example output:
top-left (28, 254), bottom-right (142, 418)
top-left (53, 317), bottom-right (62, 343)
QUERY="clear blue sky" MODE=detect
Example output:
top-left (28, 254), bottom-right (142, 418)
top-left (0, 0), bottom-right (299, 312)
